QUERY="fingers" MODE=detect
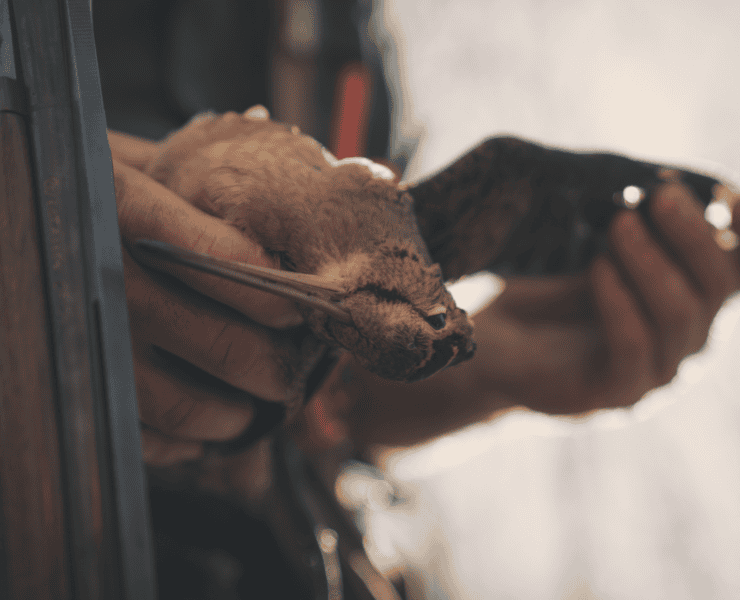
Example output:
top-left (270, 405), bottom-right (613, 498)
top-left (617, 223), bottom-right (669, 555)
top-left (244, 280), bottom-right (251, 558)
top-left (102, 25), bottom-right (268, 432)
top-left (114, 159), bottom-right (303, 328)
top-left (650, 184), bottom-right (740, 315)
top-left (140, 428), bottom-right (204, 467)
top-left (134, 350), bottom-right (254, 442)
top-left (124, 249), bottom-right (302, 403)
top-left (590, 256), bottom-right (655, 402)
top-left (108, 130), bottom-right (161, 171)
top-left (609, 208), bottom-right (707, 381)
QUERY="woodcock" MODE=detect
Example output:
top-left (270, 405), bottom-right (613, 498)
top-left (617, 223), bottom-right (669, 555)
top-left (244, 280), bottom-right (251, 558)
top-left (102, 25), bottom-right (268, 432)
top-left (138, 106), bottom-right (736, 384)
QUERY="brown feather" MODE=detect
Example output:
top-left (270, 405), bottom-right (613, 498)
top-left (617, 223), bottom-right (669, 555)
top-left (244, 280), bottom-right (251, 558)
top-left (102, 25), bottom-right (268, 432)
top-left (145, 109), bottom-right (475, 382)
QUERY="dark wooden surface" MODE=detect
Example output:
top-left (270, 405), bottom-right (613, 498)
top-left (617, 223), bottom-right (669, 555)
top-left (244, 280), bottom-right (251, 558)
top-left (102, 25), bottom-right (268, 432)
top-left (1, 1), bottom-right (157, 598)
top-left (11, 0), bottom-right (110, 596)
top-left (0, 112), bottom-right (70, 599)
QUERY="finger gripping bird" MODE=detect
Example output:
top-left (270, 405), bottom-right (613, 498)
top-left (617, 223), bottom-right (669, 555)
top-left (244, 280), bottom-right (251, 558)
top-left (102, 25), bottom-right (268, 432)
top-left (142, 107), bottom-right (476, 382)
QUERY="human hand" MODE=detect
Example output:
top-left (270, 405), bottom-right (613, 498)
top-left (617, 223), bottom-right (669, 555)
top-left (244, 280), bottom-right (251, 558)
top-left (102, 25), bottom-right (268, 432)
top-left (110, 131), bottom-right (319, 467)
top-left (488, 182), bottom-right (740, 414)
top-left (296, 182), bottom-right (740, 448)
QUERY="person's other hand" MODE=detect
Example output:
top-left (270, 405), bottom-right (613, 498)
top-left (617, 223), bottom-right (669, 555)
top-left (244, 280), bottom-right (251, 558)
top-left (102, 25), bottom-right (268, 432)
top-left (109, 131), bottom-right (315, 467)
top-left (299, 183), bottom-right (740, 448)
top-left (488, 182), bottom-right (740, 414)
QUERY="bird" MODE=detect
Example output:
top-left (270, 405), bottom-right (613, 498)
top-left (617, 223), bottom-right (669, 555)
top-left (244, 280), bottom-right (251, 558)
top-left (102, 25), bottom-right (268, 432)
top-left (136, 106), bottom-right (736, 384)
top-left (139, 106), bottom-right (476, 383)
top-left (409, 136), bottom-right (736, 279)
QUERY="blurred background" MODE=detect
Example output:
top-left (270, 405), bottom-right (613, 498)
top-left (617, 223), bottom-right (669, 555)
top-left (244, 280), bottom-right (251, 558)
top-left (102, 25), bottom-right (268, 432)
top-left (361, 2), bottom-right (740, 599)
top-left (94, 0), bottom-right (740, 598)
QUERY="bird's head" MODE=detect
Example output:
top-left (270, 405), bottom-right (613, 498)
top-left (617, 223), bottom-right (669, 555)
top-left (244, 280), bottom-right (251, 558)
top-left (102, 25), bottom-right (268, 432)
top-left (311, 243), bottom-right (476, 382)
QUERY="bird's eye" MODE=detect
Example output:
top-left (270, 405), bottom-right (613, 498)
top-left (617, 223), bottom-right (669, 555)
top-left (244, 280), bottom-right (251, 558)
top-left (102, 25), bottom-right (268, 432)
top-left (425, 313), bottom-right (446, 330)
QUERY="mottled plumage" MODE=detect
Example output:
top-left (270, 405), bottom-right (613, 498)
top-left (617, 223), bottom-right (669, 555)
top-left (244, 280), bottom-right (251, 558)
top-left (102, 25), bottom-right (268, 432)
top-left (143, 107), bottom-right (735, 383)
top-left (411, 136), bottom-right (732, 278)
top-left (145, 108), bottom-right (475, 382)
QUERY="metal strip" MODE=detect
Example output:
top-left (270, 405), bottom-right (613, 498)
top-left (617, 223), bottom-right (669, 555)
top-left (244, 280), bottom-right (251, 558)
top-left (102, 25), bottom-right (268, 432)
top-left (59, 0), bottom-right (157, 597)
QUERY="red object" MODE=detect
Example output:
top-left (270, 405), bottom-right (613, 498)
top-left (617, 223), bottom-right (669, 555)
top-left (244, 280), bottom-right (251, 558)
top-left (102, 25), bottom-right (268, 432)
top-left (329, 62), bottom-right (371, 159)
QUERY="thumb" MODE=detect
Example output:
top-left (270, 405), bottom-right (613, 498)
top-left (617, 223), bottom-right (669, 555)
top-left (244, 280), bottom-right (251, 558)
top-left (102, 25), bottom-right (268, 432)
top-left (114, 159), bottom-right (304, 328)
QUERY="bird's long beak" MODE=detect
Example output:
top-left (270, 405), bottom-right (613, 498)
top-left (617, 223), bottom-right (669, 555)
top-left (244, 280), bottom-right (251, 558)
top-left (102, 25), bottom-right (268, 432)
top-left (130, 239), bottom-right (353, 323)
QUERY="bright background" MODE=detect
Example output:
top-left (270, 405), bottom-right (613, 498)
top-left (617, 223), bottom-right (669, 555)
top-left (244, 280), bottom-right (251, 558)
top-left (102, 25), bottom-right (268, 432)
top-left (357, 1), bottom-right (740, 598)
